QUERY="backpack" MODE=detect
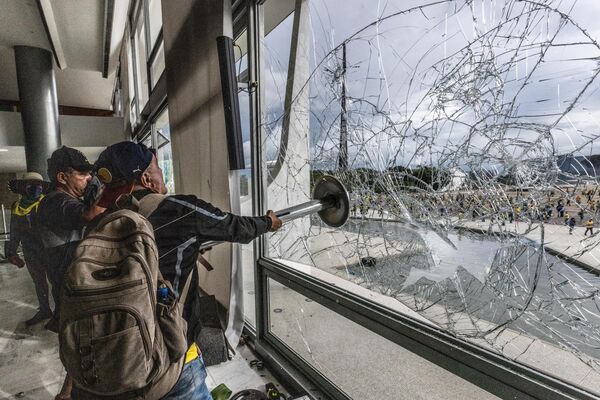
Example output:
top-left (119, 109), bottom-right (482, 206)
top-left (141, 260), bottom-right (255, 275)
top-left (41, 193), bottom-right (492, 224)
top-left (59, 198), bottom-right (188, 399)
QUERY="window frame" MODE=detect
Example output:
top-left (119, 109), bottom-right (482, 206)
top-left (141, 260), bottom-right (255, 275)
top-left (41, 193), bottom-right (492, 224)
top-left (244, 1), bottom-right (600, 399)
top-left (125, 0), bottom-right (165, 130)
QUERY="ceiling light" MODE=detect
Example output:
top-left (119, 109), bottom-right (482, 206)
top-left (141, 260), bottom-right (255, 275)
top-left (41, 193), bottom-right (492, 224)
top-left (0, 149), bottom-right (8, 152)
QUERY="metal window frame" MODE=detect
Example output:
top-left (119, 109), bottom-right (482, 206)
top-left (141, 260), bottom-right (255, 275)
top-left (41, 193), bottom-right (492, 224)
top-left (142, 0), bottom-right (165, 93)
top-left (148, 34), bottom-right (165, 89)
top-left (244, 0), bottom-right (600, 399)
top-left (258, 258), bottom-right (600, 400)
top-left (151, 103), bottom-right (170, 150)
top-left (248, 0), bottom-right (268, 337)
top-left (134, 96), bottom-right (168, 145)
top-left (128, 1), bottom-right (145, 128)
top-left (126, 0), bottom-right (165, 130)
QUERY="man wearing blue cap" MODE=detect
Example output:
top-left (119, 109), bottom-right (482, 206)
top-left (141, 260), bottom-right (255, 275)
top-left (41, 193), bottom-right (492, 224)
top-left (90, 141), bottom-right (282, 399)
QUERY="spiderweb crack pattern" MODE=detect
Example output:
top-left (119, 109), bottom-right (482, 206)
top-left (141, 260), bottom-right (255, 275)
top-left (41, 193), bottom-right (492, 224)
top-left (262, 0), bottom-right (600, 388)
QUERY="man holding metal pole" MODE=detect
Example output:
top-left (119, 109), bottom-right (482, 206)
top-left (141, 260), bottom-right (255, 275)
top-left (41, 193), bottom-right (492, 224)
top-left (78, 141), bottom-right (282, 399)
top-left (62, 141), bottom-right (349, 399)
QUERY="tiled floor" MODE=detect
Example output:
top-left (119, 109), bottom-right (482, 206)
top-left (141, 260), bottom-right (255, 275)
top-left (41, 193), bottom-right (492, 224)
top-left (206, 345), bottom-right (288, 397)
top-left (0, 261), bottom-right (287, 399)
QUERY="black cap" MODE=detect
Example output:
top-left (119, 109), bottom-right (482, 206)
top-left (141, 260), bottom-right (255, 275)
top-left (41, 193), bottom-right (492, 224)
top-left (95, 141), bottom-right (154, 185)
top-left (47, 146), bottom-right (93, 181)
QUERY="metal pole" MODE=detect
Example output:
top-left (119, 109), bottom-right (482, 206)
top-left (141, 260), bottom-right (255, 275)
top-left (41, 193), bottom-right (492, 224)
top-left (14, 46), bottom-right (61, 179)
top-left (248, 0), bottom-right (269, 341)
top-left (338, 42), bottom-right (348, 171)
top-left (199, 197), bottom-right (335, 252)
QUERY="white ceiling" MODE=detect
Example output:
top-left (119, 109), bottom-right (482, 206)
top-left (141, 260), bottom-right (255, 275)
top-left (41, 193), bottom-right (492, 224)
top-left (0, 0), bottom-right (129, 110)
top-left (0, 146), bottom-right (106, 172)
top-left (0, 0), bottom-right (49, 49)
top-left (264, 0), bottom-right (295, 35)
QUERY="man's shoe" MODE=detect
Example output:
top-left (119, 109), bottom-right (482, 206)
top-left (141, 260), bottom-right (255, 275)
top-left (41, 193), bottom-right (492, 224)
top-left (25, 310), bottom-right (52, 326)
top-left (44, 317), bottom-right (59, 333)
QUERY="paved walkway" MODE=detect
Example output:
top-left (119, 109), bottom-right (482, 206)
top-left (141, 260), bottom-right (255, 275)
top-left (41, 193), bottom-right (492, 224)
top-left (457, 219), bottom-right (600, 272)
top-left (276, 224), bottom-right (600, 396)
top-left (350, 210), bottom-right (600, 273)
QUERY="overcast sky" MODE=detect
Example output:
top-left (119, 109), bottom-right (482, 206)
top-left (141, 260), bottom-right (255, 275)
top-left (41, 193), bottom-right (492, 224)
top-left (255, 0), bottom-right (600, 171)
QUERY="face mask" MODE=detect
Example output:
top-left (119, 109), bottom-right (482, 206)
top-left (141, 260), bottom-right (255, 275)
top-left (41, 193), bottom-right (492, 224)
top-left (25, 184), bottom-right (43, 199)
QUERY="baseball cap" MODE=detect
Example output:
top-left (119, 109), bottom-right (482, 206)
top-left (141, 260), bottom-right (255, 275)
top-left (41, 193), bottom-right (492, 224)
top-left (95, 141), bottom-right (155, 185)
top-left (47, 146), bottom-right (93, 181)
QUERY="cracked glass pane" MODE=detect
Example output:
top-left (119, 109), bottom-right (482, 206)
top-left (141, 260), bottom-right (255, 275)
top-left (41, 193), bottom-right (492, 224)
top-left (262, 0), bottom-right (600, 394)
top-left (268, 278), bottom-right (499, 400)
top-left (234, 31), bottom-right (257, 326)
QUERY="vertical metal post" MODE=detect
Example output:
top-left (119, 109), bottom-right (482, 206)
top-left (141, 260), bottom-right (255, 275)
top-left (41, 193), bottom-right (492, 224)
top-left (14, 46), bottom-right (61, 179)
top-left (1, 204), bottom-right (6, 234)
top-left (338, 42), bottom-right (348, 171)
top-left (248, 0), bottom-right (269, 339)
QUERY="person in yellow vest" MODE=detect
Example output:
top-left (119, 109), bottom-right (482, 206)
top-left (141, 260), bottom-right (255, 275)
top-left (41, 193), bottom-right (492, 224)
top-left (585, 218), bottom-right (594, 236)
top-left (564, 212), bottom-right (570, 225)
top-left (5, 172), bottom-right (52, 325)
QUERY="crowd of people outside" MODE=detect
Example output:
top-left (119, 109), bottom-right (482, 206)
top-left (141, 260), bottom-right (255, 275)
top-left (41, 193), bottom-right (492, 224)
top-left (349, 184), bottom-right (599, 236)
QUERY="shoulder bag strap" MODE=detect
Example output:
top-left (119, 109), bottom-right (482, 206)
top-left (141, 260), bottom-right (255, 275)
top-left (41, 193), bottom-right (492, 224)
top-left (138, 193), bottom-right (167, 218)
top-left (140, 193), bottom-right (196, 305)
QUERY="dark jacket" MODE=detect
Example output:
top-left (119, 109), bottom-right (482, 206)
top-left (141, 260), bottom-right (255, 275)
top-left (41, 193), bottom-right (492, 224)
top-left (34, 190), bottom-right (88, 274)
top-left (133, 190), bottom-right (271, 322)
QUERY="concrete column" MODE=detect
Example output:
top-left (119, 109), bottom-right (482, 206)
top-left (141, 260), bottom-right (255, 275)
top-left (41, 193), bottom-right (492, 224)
top-left (14, 46), bottom-right (61, 179)
top-left (161, 0), bottom-right (236, 336)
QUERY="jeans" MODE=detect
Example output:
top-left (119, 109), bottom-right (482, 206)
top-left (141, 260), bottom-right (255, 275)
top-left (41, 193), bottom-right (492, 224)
top-left (23, 256), bottom-right (51, 314)
top-left (47, 262), bottom-right (69, 322)
top-left (163, 356), bottom-right (213, 400)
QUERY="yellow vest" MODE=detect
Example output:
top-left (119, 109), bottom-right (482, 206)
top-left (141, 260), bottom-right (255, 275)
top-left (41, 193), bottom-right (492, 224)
top-left (185, 342), bottom-right (199, 364)
top-left (12, 195), bottom-right (45, 217)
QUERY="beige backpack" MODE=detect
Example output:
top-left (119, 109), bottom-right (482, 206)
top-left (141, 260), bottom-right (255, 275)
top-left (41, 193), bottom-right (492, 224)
top-left (59, 200), bottom-right (188, 399)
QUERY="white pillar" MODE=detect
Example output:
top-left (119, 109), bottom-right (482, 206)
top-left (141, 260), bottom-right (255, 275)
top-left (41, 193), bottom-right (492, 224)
top-left (267, 0), bottom-right (312, 262)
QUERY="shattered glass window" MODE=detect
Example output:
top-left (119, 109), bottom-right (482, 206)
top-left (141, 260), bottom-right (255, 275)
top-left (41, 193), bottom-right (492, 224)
top-left (261, 0), bottom-right (600, 393)
top-left (268, 278), bottom-right (499, 399)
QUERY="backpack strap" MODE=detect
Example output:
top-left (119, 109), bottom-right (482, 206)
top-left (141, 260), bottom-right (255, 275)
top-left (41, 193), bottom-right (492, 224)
top-left (138, 193), bottom-right (166, 218)
top-left (137, 193), bottom-right (197, 304)
top-left (179, 264), bottom-right (195, 306)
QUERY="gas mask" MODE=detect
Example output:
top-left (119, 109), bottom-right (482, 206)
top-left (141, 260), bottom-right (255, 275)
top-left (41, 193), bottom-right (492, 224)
top-left (24, 183), bottom-right (43, 199)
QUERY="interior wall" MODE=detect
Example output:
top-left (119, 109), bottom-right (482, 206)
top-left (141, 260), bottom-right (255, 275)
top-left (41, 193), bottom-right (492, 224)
top-left (120, 34), bottom-right (133, 137)
top-left (0, 173), bottom-right (18, 232)
top-left (161, 0), bottom-right (233, 305)
top-left (0, 112), bottom-right (125, 147)
top-left (0, 111), bottom-right (125, 173)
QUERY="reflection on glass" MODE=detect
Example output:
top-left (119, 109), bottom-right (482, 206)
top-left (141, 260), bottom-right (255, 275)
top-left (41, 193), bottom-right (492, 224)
top-left (150, 41), bottom-right (165, 88)
top-left (140, 131), bottom-right (152, 149)
top-left (268, 278), bottom-right (498, 400)
top-left (148, 0), bottom-right (162, 47)
top-left (261, 0), bottom-right (600, 393)
top-left (134, 19), bottom-right (149, 111)
top-left (153, 107), bottom-right (175, 194)
top-left (126, 36), bottom-right (137, 127)
top-left (234, 32), bottom-right (256, 326)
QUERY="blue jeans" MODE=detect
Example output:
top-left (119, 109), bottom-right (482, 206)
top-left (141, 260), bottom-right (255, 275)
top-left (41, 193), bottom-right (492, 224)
top-left (163, 356), bottom-right (213, 399)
